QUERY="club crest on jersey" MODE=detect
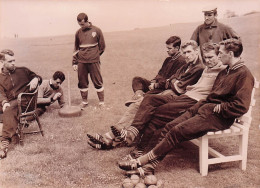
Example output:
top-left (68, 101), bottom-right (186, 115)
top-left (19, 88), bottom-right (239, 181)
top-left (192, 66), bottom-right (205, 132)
top-left (92, 32), bottom-right (97, 37)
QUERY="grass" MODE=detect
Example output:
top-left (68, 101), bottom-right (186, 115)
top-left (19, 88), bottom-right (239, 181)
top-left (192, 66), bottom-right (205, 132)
top-left (0, 13), bottom-right (260, 188)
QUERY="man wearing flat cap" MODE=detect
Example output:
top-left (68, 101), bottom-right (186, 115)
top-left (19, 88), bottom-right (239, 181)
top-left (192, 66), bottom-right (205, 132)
top-left (0, 49), bottom-right (42, 159)
top-left (191, 6), bottom-right (239, 49)
top-left (72, 12), bottom-right (106, 109)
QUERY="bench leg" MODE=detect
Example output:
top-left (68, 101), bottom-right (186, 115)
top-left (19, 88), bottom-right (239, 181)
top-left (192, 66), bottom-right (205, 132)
top-left (199, 136), bottom-right (209, 176)
top-left (239, 130), bottom-right (249, 170)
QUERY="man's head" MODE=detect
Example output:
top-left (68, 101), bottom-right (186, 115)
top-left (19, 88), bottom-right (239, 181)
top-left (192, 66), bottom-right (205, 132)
top-left (77, 13), bottom-right (89, 28)
top-left (51, 71), bottom-right (65, 89)
top-left (218, 38), bottom-right (243, 65)
top-left (0, 49), bottom-right (16, 72)
top-left (202, 42), bottom-right (220, 68)
top-left (165, 36), bottom-right (181, 56)
top-left (202, 6), bottom-right (217, 25)
top-left (181, 40), bottom-right (199, 63)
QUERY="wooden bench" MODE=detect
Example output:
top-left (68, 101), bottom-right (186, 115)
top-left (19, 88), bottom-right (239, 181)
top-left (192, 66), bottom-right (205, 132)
top-left (190, 79), bottom-right (259, 176)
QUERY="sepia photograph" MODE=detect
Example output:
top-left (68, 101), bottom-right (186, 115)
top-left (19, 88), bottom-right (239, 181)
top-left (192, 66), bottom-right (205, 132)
top-left (0, 0), bottom-right (260, 187)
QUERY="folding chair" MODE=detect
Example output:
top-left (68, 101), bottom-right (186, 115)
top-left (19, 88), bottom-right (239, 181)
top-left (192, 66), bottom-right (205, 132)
top-left (17, 87), bottom-right (44, 145)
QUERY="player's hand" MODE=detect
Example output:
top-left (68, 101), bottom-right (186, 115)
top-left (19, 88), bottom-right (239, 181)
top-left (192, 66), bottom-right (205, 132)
top-left (73, 65), bottom-right (78, 71)
top-left (3, 102), bottom-right (10, 112)
top-left (53, 92), bottom-right (62, 101)
top-left (148, 83), bottom-right (155, 90)
top-left (28, 77), bottom-right (39, 91)
top-left (213, 104), bottom-right (221, 113)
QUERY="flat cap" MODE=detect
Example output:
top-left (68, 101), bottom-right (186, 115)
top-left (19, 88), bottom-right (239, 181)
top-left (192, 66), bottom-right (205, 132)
top-left (202, 5), bottom-right (217, 13)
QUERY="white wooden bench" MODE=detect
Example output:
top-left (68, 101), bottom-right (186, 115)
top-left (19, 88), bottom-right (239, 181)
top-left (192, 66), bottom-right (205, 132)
top-left (190, 79), bottom-right (259, 176)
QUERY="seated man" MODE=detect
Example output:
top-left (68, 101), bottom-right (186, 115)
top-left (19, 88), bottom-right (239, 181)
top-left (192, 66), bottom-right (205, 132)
top-left (126, 36), bottom-right (186, 103)
top-left (35, 71), bottom-right (66, 117)
top-left (120, 42), bottom-right (226, 159)
top-left (87, 40), bottom-right (204, 149)
top-left (87, 36), bottom-right (187, 149)
top-left (118, 38), bottom-right (254, 176)
top-left (0, 49), bottom-right (42, 159)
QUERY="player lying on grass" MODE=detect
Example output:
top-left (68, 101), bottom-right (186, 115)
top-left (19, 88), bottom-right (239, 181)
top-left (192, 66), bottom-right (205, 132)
top-left (117, 38), bottom-right (255, 176)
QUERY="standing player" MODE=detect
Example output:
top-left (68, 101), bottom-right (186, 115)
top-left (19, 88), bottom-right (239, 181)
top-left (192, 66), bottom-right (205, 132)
top-left (191, 6), bottom-right (239, 60)
top-left (72, 13), bottom-right (106, 109)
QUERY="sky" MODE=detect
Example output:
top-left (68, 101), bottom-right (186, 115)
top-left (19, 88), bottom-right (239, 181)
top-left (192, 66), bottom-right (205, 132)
top-left (0, 0), bottom-right (260, 38)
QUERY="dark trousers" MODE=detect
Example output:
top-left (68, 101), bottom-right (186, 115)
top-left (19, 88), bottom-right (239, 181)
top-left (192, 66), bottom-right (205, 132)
top-left (1, 100), bottom-right (19, 142)
top-left (152, 103), bottom-right (234, 159)
top-left (131, 94), bottom-right (197, 132)
top-left (134, 95), bottom-right (198, 150)
top-left (77, 62), bottom-right (103, 89)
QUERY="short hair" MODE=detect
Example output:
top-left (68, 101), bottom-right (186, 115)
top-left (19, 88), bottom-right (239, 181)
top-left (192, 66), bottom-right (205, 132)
top-left (201, 42), bottom-right (220, 55)
top-left (53, 71), bottom-right (65, 82)
top-left (166, 36), bottom-right (181, 48)
top-left (0, 49), bottom-right (14, 60)
top-left (77, 13), bottom-right (88, 22)
top-left (219, 38), bottom-right (243, 57)
top-left (181, 40), bottom-right (198, 51)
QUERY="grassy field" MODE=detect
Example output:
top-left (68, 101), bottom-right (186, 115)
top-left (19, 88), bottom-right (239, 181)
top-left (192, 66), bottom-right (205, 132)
top-left (0, 13), bottom-right (260, 188)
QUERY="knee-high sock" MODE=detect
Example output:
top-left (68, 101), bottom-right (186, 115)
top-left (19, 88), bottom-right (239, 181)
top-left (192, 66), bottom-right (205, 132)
top-left (120, 126), bottom-right (139, 145)
top-left (97, 90), bottom-right (104, 102)
top-left (135, 127), bottom-right (155, 156)
top-left (137, 138), bottom-right (174, 168)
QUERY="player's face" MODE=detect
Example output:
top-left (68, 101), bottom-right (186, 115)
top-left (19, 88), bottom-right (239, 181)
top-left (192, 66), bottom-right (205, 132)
top-left (52, 78), bottom-right (62, 89)
top-left (166, 44), bottom-right (179, 56)
top-left (3, 54), bottom-right (16, 71)
top-left (182, 45), bottom-right (198, 63)
top-left (78, 19), bottom-right (88, 28)
top-left (218, 45), bottom-right (232, 66)
top-left (204, 13), bottom-right (216, 25)
top-left (203, 50), bottom-right (219, 68)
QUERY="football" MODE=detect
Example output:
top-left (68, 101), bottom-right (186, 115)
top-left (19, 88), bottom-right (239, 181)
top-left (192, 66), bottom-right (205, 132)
top-left (144, 175), bottom-right (158, 185)
top-left (135, 182), bottom-right (147, 188)
top-left (130, 174), bottom-right (140, 185)
top-left (122, 178), bottom-right (135, 188)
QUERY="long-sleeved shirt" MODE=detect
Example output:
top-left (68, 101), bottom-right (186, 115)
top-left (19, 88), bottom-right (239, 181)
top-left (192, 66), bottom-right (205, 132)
top-left (72, 22), bottom-right (105, 64)
top-left (185, 61), bottom-right (226, 101)
top-left (152, 52), bottom-right (186, 89)
top-left (0, 67), bottom-right (42, 106)
top-left (191, 20), bottom-right (239, 47)
top-left (37, 80), bottom-right (65, 108)
top-left (169, 56), bottom-right (204, 94)
top-left (206, 61), bottom-right (254, 119)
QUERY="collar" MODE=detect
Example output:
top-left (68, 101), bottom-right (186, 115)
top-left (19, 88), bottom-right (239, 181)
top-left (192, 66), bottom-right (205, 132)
top-left (171, 52), bottom-right (181, 61)
top-left (226, 59), bottom-right (244, 74)
top-left (206, 61), bottom-right (225, 72)
top-left (82, 22), bottom-right (92, 31)
top-left (1, 67), bottom-right (15, 75)
top-left (187, 55), bottom-right (199, 66)
top-left (204, 20), bottom-right (218, 29)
